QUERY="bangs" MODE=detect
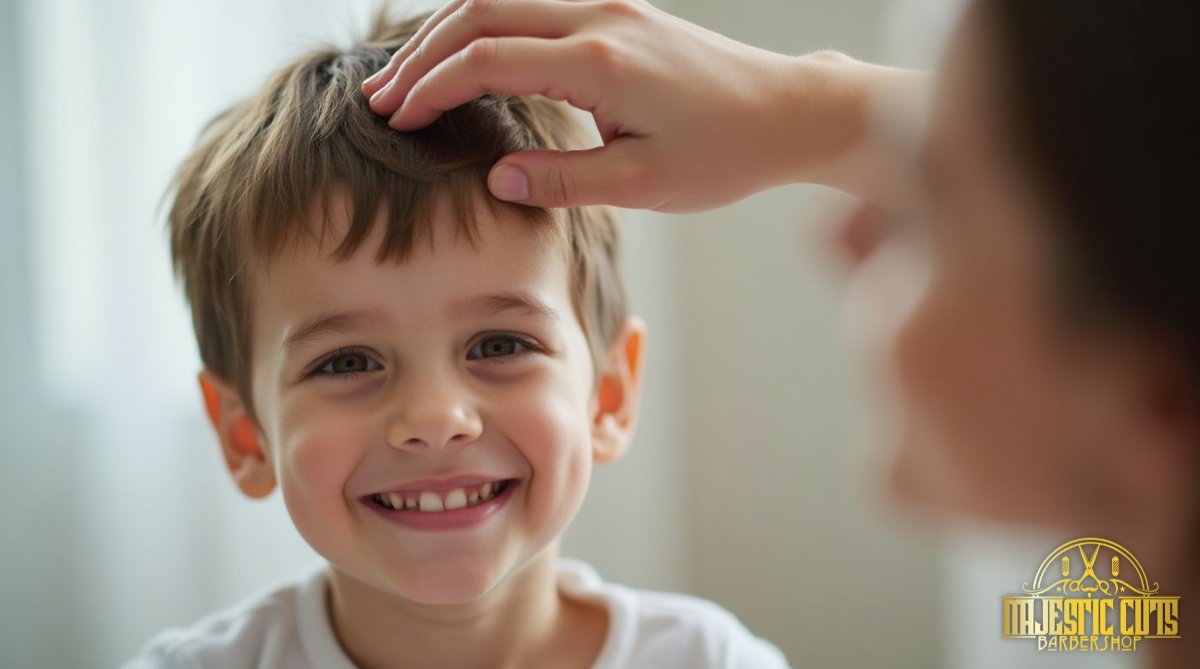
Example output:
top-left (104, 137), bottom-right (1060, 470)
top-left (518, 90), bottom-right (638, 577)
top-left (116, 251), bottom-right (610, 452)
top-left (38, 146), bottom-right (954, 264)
top-left (191, 43), bottom-right (554, 275)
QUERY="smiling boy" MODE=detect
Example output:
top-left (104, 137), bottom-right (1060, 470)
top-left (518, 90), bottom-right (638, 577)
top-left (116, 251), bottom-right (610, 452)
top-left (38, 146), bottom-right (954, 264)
top-left (122, 9), bottom-right (790, 669)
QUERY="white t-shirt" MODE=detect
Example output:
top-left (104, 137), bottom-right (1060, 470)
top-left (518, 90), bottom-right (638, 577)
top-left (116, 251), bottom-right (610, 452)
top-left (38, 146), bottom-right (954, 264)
top-left (121, 558), bottom-right (792, 669)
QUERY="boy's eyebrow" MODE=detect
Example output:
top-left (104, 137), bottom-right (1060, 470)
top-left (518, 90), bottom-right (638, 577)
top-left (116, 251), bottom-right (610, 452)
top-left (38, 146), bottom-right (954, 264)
top-left (449, 291), bottom-right (560, 322)
top-left (281, 308), bottom-right (392, 354)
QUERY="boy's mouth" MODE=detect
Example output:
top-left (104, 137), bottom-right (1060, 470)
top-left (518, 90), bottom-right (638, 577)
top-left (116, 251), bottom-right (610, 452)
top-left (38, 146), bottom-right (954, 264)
top-left (367, 479), bottom-right (514, 513)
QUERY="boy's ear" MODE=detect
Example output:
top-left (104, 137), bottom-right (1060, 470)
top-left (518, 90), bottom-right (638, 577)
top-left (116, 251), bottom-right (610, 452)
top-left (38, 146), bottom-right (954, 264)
top-left (197, 368), bottom-right (276, 499)
top-left (591, 317), bottom-right (647, 465)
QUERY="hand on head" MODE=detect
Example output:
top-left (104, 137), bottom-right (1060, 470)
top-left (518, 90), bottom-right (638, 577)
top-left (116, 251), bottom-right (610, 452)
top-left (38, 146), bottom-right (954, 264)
top-left (361, 0), bottom-right (850, 212)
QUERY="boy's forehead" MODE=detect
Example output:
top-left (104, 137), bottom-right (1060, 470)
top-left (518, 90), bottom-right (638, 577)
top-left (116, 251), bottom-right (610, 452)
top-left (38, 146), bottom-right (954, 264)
top-left (255, 187), bottom-right (562, 277)
top-left (246, 191), bottom-right (574, 349)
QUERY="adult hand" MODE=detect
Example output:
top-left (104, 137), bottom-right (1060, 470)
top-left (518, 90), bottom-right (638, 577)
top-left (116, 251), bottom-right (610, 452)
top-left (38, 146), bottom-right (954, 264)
top-left (361, 0), bottom-right (886, 212)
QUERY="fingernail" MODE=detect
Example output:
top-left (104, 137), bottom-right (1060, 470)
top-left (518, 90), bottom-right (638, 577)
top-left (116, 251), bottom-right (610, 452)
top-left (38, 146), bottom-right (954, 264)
top-left (490, 164), bottom-right (530, 201)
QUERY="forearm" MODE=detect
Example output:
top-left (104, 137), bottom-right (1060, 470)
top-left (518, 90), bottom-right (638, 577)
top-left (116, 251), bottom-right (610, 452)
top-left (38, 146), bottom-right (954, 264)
top-left (762, 51), bottom-right (928, 210)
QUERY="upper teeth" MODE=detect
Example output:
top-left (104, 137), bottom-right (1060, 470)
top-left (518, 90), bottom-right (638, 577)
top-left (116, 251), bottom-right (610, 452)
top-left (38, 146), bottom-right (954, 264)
top-left (374, 481), bottom-right (506, 512)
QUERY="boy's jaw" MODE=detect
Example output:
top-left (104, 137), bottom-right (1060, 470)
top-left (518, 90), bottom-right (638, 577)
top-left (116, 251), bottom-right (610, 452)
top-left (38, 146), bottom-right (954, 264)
top-left (360, 474), bottom-right (522, 531)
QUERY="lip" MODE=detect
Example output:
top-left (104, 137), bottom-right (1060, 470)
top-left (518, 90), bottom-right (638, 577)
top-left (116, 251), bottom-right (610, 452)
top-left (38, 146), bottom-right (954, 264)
top-left (362, 478), bottom-right (519, 531)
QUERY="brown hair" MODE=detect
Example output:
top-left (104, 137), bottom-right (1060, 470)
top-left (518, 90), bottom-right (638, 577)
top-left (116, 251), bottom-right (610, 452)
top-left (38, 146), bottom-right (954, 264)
top-left (983, 0), bottom-right (1200, 385)
top-left (167, 8), bottom-right (627, 427)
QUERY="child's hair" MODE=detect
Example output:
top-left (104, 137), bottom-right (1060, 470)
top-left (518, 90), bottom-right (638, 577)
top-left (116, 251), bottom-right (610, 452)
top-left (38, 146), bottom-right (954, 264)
top-left (167, 8), bottom-right (627, 428)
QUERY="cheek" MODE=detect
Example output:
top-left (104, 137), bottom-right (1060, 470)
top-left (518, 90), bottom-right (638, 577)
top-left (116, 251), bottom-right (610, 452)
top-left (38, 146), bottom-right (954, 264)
top-left (892, 277), bottom-right (1022, 439)
top-left (271, 399), bottom-right (371, 549)
top-left (888, 263), bottom-right (1090, 519)
top-left (495, 360), bottom-right (595, 531)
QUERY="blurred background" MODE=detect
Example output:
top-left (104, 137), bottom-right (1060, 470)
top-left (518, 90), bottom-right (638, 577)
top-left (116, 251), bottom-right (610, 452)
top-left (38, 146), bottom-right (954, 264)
top-left (0, 0), bottom-right (1133, 668)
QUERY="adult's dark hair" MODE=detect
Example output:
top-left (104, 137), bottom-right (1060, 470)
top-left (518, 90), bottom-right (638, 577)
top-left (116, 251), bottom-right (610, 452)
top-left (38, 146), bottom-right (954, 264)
top-left (985, 1), bottom-right (1200, 381)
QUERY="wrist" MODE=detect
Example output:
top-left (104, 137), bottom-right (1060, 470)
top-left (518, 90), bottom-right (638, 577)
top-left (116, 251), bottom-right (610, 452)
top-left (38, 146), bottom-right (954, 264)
top-left (762, 51), bottom-right (921, 204)
top-left (766, 51), bottom-right (872, 188)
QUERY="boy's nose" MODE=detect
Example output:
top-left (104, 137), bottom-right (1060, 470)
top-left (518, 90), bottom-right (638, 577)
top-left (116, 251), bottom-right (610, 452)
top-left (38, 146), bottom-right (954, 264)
top-left (385, 380), bottom-right (482, 451)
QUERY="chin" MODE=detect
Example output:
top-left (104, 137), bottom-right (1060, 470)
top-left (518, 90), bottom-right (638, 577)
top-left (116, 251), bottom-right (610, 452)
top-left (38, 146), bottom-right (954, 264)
top-left (889, 439), bottom-right (1070, 533)
top-left (385, 558), bottom-right (510, 605)
top-left (886, 430), bottom-right (1002, 521)
top-left (885, 441), bottom-right (940, 511)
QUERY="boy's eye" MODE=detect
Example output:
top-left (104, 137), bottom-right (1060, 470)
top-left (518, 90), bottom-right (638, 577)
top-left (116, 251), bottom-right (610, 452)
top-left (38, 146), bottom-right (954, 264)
top-left (314, 349), bottom-right (381, 377)
top-left (467, 334), bottom-right (535, 360)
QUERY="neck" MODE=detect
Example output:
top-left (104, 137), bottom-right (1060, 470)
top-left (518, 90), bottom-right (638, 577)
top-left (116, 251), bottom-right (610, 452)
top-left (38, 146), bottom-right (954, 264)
top-left (1093, 490), bottom-right (1200, 669)
top-left (326, 548), bottom-right (604, 669)
top-left (1145, 540), bottom-right (1200, 669)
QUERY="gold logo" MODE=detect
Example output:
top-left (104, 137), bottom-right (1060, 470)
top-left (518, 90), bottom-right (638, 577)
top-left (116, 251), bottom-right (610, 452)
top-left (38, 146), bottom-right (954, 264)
top-left (1003, 537), bottom-right (1180, 652)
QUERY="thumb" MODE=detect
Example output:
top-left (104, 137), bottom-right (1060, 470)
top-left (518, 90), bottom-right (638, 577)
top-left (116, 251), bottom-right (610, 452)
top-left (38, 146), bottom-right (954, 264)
top-left (487, 145), bottom-right (640, 208)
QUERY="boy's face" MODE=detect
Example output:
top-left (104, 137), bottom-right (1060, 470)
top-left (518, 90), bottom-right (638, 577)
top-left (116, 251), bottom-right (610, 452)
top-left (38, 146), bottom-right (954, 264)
top-left (202, 190), bottom-right (642, 605)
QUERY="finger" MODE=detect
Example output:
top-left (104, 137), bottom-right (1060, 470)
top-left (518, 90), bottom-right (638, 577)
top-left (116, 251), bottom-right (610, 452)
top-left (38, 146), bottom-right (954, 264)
top-left (388, 36), bottom-right (607, 131)
top-left (488, 142), bottom-right (650, 208)
top-left (368, 0), bottom-right (593, 115)
top-left (362, 0), bottom-right (468, 96)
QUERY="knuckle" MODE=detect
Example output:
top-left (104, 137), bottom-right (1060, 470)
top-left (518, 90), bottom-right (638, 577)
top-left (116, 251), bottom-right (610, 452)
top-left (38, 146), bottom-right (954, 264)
top-left (597, 0), bottom-right (641, 19)
top-left (579, 36), bottom-right (623, 76)
top-left (545, 168), bottom-right (579, 206)
top-left (807, 49), bottom-right (851, 66)
top-left (460, 38), bottom-right (500, 67)
top-left (458, 0), bottom-right (499, 20)
top-left (408, 40), bottom-right (426, 64)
